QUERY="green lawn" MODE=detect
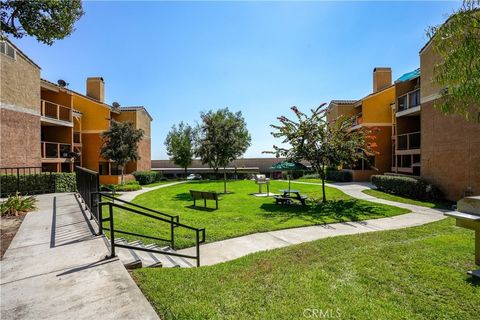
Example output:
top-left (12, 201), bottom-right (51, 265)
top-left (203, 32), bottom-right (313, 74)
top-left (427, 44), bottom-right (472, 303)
top-left (133, 218), bottom-right (480, 320)
top-left (109, 180), bottom-right (409, 249)
top-left (363, 189), bottom-right (454, 210)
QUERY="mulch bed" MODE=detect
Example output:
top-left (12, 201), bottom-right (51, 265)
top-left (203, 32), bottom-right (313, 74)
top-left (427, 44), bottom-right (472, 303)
top-left (0, 213), bottom-right (27, 259)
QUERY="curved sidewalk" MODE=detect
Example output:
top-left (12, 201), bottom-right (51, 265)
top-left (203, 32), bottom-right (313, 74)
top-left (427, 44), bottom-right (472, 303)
top-left (179, 181), bottom-right (451, 266)
top-left (118, 180), bottom-right (187, 202)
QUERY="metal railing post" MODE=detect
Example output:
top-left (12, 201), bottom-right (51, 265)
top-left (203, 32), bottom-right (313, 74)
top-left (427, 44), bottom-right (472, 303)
top-left (196, 229), bottom-right (200, 267)
top-left (171, 217), bottom-right (175, 249)
top-left (109, 202), bottom-right (115, 258)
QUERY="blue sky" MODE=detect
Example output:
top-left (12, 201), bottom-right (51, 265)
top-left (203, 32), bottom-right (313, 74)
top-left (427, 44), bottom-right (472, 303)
top-left (14, 1), bottom-right (459, 159)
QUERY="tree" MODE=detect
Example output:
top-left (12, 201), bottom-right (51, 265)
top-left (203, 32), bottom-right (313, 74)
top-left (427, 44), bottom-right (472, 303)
top-left (195, 108), bottom-right (251, 193)
top-left (101, 120), bottom-right (144, 184)
top-left (164, 122), bottom-right (195, 176)
top-left (426, 0), bottom-right (480, 121)
top-left (269, 105), bottom-right (376, 203)
top-left (0, 0), bottom-right (84, 45)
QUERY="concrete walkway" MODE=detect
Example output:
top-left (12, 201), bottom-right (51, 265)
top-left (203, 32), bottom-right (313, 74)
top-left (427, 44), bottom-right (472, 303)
top-left (118, 180), bottom-right (186, 202)
top-left (0, 193), bottom-right (159, 320)
top-left (178, 181), bottom-right (451, 266)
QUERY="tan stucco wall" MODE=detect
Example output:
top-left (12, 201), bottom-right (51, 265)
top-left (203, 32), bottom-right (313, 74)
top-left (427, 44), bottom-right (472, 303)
top-left (420, 44), bottom-right (442, 100)
top-left (0, 109), bottom-right (41, 167)
top-left (0, 45), bottom-right (41, 167)
top-left (326, 104), bottom-right (356, 123)
top-left (362, 86), bottom-right (395, 124)
top-left (0, 48), bottom-right (40, 111)
top-left (421, 101), bottom-right (480, 200)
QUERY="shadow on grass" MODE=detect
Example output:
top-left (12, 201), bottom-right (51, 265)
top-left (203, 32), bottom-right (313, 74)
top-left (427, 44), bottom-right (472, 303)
top-left (186, 205), bottom-right (217, 212)
top-left (259, 199), bottom-right (384, 224)
top-left (466, 274), bottom-right (480, 287)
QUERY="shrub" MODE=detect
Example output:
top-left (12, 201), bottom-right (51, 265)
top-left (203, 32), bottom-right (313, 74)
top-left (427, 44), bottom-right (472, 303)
top-left (0, 172), bottom-right (76, 197)
top-left (101, 180), bottom-right (141, 192)
top-left (0, 193), bottom-right (37, 216)
top-left (326, 170), bottom-right (352, 182)
top-left (371, 175), bottom-right (442, 200)
top-left (133, 171), bottom-right (163, 185)
top-left (301, 173), bottom-right (320, 179)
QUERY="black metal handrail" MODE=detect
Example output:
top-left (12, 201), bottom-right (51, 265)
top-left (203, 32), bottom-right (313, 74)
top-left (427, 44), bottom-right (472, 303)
top-left (75, 166), bottom-right (100, 220)
top-left (100, 200), bottom-right (205, 267)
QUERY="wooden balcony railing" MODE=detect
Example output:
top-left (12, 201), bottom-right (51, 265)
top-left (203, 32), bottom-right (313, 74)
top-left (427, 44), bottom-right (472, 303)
top-left (41, 100), bottom-right (72, 122)
top-left (73, 131), bottom-right (82, 145)
top-left (397, 89), bottom-right (420, 112)
top-left (41, 142), bottom-right (72, 159)
top-left (397, 131), bottom-right (421, 150)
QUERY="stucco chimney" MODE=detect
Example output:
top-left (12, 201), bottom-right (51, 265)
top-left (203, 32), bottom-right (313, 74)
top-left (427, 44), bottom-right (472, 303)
top-left (86, 77), bottom-right (105, 102)
top-left (373, 67), bottom-right (392, 93)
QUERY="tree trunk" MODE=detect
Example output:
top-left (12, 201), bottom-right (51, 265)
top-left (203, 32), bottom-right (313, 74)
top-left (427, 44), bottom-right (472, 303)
top-left (320, 166), bottom-right (326, 203)
top-left (121, 167), bottom-right (125, 185)
top-left (184, 166), bottom-right (188, 177)
top-left (223, 167), bottom-right (227, 193)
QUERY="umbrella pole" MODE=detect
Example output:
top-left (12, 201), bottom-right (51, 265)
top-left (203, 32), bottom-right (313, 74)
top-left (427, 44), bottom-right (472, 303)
top-left (288, 171), bottom-right (291, 192)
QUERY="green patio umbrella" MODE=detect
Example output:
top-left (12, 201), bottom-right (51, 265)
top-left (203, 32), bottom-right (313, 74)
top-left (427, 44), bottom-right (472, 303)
top-left (270, 161), bottom-right (308, 192)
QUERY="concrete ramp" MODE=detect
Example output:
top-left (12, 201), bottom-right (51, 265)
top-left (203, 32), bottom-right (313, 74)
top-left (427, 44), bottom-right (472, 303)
top-left (0, 193), bottom-right (159, 320)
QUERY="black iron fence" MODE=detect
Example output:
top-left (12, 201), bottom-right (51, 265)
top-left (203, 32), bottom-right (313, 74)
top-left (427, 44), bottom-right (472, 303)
top-left (0, 167), bottom-right (56, 197)
top-left (75, 166), bottom-right (100, 220)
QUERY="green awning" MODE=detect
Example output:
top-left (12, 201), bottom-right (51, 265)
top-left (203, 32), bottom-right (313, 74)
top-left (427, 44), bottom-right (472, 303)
top-left (396, 68), bottom-right (420, 83)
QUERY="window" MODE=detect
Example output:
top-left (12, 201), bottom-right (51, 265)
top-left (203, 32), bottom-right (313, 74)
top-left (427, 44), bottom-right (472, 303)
top-left (0, 41), bottom-right (16, 59)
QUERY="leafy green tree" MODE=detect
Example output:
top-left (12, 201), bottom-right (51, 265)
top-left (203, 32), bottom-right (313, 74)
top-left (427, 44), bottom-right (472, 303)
top-left (101, 120), bottom-right (144, 184)
top-left (0, 0), bottom-right (84, 45)
top-left (195, 108), bottom-right (251, 193)
top-left (427, 0), bottom-right (480, 121)
top-left (164, 122), bottom-right (195, 176)
top-left (269, 105), bottom-right (375, 203)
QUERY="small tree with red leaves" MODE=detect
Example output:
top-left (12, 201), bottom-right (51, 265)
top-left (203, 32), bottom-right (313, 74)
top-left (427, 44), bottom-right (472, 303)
top-left (268, 104), bottom-right (376, 203)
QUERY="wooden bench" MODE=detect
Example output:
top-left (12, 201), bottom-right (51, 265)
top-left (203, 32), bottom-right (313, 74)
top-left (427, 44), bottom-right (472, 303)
top-left (190, 190), bottom-right (219, 209)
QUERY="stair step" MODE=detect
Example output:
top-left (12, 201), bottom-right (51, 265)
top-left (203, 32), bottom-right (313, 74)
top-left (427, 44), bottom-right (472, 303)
top-left (114, 238), bottom-right (142, 269)
top-left (144, 244), bottom-right (183, 268)
top-left (127, 240), bottom-right (162, 268)
top-left (146, 244), bottom-right (195, 268)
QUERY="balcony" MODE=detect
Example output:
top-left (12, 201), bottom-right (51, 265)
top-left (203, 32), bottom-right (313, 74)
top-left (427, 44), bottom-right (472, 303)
top-left (73, 131), bottom-right (82, 146)
top-left (350, 114), bottom-right (363, 131)
top-left (41, 100), bottom-right (72, 125)
top-left (397, 131), bottom-right (420, 154)
top-left (396, 89), bottom-right (420, 117)
top-left (41, 142), bottom-right (72, 160)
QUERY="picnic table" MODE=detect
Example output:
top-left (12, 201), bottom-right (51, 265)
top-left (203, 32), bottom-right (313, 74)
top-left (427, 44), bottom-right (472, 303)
top-left (273, 189), bottom-right (308, 206)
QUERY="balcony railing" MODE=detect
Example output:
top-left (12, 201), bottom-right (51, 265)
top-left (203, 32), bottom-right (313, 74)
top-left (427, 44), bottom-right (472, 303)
top-left (41, 142), bottom-right (72, 158)
top-left (397, 88), bottom-right (420, 112)
top-left (353, 115), bottom-right (363, 126)
top-left (73, 131), bottom-right (81, 145)
top-left (41, 100), bottom-right (72, 122)
top-left (397, 131), bottom-right (420, 150)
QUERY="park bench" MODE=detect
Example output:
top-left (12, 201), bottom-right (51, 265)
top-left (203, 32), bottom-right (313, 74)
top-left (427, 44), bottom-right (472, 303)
top-left (274, 194), bottom-right (308, 206)
top-left (190, 190), bottom-right (219, 209)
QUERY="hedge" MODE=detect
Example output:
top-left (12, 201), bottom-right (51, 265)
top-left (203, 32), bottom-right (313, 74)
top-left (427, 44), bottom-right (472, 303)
top-left (101, 180), bottom-right (142, 192)
top-left (132, 171), bottom-right (165, 185)
top-left (326, 170), bottom-right (352, 182)
top-left (371, 175), bottom-right (442, 200)
top-left (0, 172), bottom-right (76, 197)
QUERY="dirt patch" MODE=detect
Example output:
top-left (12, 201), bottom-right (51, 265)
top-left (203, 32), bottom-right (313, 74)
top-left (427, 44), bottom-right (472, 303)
top-left (1, 213), bottom-right (27, 259)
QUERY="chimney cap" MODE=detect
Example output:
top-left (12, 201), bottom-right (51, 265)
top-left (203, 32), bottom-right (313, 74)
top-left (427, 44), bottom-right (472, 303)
top-left (373, 67), bottom-right (391, 72)
top-left (87, 77), bottom-right (104, 82)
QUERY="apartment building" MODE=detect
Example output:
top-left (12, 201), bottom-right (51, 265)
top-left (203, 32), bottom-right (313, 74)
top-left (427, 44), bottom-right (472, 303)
top-left (419, 41), bottom-right (480, 200)
top-left (0, 39), bottom-right (152, 184)
top-left (327, 67), bottom-right (395, 181)
top-left (391, 68), bottom-right (421, 175)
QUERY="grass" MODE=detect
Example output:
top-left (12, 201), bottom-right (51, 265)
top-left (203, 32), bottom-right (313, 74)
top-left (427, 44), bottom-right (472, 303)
top-left (108, 180), bottom-right (409, 249)
top-left (133, 218), bottom-right (480, 320)
top-left (363, 189), bottom-right (454, 210)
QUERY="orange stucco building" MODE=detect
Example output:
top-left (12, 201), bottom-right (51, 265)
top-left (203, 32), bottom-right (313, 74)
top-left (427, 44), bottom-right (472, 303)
top-left (1, 39), bottom-right (152, 184)
top-left (327, 67), bottom-right (395, 181)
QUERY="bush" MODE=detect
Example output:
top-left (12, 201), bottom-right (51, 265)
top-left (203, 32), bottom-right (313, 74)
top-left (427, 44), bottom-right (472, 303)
top-left (371, 175), bottom-right (442, 200)
top-left (0, 192), bottom-right (37, 216)
top-left (133, 171), bottom-right (164, 185)
top-left (0, 172), bottom-right (76, 197)
top-left (101, 180), bottom-right (141, 192)
top-left (326, 170), bottom-right (352, 182)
